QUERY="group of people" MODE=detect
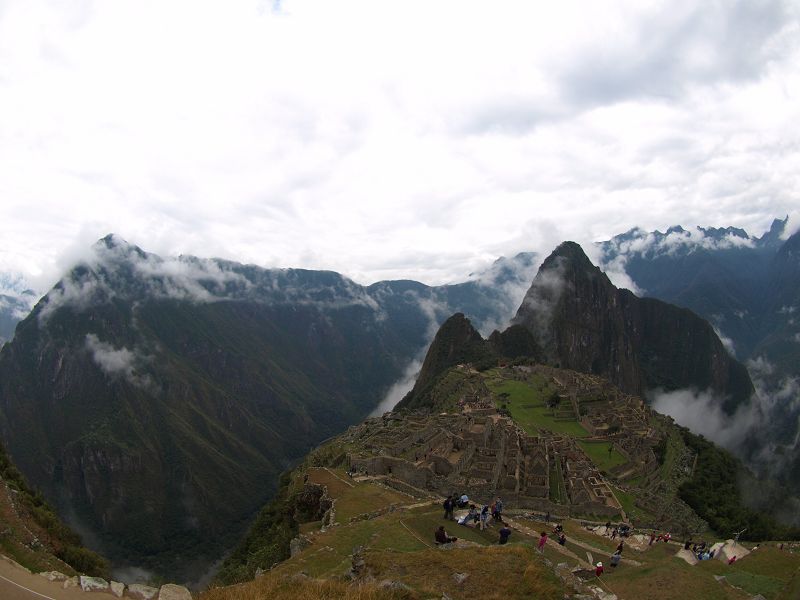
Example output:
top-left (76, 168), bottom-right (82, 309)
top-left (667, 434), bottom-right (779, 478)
top-left (443, 494), bottom-right (504, 528)
top-left (648, 531), bottom-right (672, 545)
top-left (438, 493), bottom-right (510, 545)
top-left (684, 539), bottom-right (715, 561)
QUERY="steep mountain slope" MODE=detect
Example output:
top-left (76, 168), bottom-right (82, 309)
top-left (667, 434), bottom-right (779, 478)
top-left (0, 274), bottom-right (37, 345)
top-left (0, 441), bottom-right (108, 577)
top-left (0, 236), bottom-right (535, 580)
top-left (598, 218), bottom-right (793, 365)
top-left (513, 242), bottom-right (753, 411)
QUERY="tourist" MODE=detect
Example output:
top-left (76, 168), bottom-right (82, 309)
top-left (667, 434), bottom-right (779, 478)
top-left (480, 505), bottom-right (490, 531)
top-left (499, 525), bottom-right (512, 544)
top-left (538, 531), bottom-right (548, 552)
top-left (558, 533), bottom-right (567, 546)
top-left (616, 540), bottom-right (624, 554)
top-left (595, 561), bottom-right (604, 577)
top-left (443, 495), bottom-right (454, 521)
top-left (649, 532), bottom-right (656, 546)
top-left (435, 526), bottom-right (457, 545)
top-left (468, 504), bottom-right (479, 524)
top-left (458, 493), bottom-right (469, 508)
top-left (493, 496), bottom-right (504, 522)
top-left (610, 551), bottom-right (621, 568)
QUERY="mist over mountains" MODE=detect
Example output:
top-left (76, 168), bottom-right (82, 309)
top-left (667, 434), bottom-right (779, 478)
top-left (598, 218), bottom-right (800, 493)
top-left (0, 234), bottom-right (537, 581)
top-left (0, 220), bottom-right (798, 580)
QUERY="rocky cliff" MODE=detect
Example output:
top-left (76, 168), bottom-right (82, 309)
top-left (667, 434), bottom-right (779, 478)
top-left (512, 242), bottom-right (754, 411)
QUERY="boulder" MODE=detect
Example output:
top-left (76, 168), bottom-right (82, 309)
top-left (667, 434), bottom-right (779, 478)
top-left (452, 572), bottom-right (469, 585)
top-left (79, 576), bottom-right (110, 592)
top-left (62, 576), bottom-right (79, 589)
top-left (38, 571), bottom-right (68, 582)
top-left (715, 540), bottom-right (750, 563)
top-left (675, 549), bottom-right (698, 565)
top-left (110, 581), bottom-right (125, 597)
top-left (127, 583), bottom-right (160, 600)
top-left (158, 583), bottom-right (192, 600)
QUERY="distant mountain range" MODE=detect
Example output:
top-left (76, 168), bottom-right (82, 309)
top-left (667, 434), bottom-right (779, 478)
top-left (0, 273), bottom-right (37, 345)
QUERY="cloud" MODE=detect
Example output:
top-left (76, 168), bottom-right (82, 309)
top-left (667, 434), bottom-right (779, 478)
top-left (369, 358), bottom-right (423, 417)
top-left (85, 333), bottom-right (153, 390)
top-left (0, 1), bottom-right (797, 290)
top-left (650, 388), bottom-right (758, 449)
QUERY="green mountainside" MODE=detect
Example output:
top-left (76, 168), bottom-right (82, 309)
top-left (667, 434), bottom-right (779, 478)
top-left (0, 236), bottom-right (537, 581)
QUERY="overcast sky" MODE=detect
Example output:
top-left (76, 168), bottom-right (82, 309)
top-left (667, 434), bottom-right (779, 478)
top-left (1, 0), bottom-right (799, 291)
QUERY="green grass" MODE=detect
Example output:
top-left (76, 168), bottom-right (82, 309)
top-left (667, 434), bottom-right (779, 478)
top-left (488, 379), bottom-right (589, 437)
top-left (549, 463), bottom-right (568, 504)
top-left (612, 486), bottom-right (637, 516)
top-left (577, 440), bottom-right (628, 472)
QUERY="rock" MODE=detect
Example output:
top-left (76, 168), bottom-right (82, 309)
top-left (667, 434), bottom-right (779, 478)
top-left (127, 583), bottom-right (160, 600)
top-left (158, 583), bottom-right (192, 600)
top-left (79, 575), bottom-right (110, 592)
top-left (255, 567), bottom-right (265, 578)
top-left (62, 576), bottom-right (79, 589)
top-left (452, 572), bottom-right (469, 585)
top-left (109, 581), bottom-right (125, 597)
top-left (676, 549), bottom-right (698, 565)
top-left (290, 535), bottom-right (310, 557)
top-left (38, 571), bottom-right (68, 582)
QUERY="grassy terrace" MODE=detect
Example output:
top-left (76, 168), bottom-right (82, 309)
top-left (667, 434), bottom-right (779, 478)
top-left (577, 440), bottom-right (628, 472)
top-left (487, 376), bottom-right (589, 438)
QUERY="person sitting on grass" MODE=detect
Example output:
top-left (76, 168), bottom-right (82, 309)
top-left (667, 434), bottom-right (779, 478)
top-left (457, 493), bottom-right (469, 508)
top-left (558, 533), bottom-right (567, 546)
top-left (499, 525), bottom-right (512, 544)
top-left (435, 525), bottom-right (457, 545)
top-left (595, 562), bottom-right (604, 577)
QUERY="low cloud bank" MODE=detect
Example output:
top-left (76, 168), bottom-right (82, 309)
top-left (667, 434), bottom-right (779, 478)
top-left (369, 358), bottom-right (423, 417)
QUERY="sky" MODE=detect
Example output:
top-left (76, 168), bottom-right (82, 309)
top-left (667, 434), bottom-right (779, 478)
top-left (1, 0), bottom-right (799, 292)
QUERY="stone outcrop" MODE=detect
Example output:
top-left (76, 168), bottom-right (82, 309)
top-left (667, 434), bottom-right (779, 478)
top-left (79, 575), bottom-right (110, 593)
top-left (158, 583), bottom-right (193, 600)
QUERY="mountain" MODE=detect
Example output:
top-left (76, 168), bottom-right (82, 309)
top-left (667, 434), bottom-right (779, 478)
top-left (0, 235), bottom-right (537, 581)
top-left (598, 217), bottom-right (794, 365)
top-left (598, 220), bottom-right (800, 493)
top-left (513, 242), bottom-right (754, 412)
top-left (0, 273), bottom-right (37, 345)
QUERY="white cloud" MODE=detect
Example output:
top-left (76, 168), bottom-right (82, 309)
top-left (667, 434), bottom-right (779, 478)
top-left (650, 388), bottom-right (757, 449)
top-left (85, 333), bottom-right (152, 390)
top-left (0, 0), bottom-right (798, 290)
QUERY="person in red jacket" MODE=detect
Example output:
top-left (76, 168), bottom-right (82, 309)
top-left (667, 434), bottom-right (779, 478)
top-left (595, 561), bottom-right (604, 577)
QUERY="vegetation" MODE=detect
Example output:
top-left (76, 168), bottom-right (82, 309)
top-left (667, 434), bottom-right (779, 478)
top-left (577, 440), bottom-right (628, 472)
top-left (0, 442), bottom-right (109, 577)
top-left (678, 429), bottom-right (800, 542)
top-left (487, 377), bottom-right (589, 438)
top-left (215, 472), bottom-right (299, 585)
